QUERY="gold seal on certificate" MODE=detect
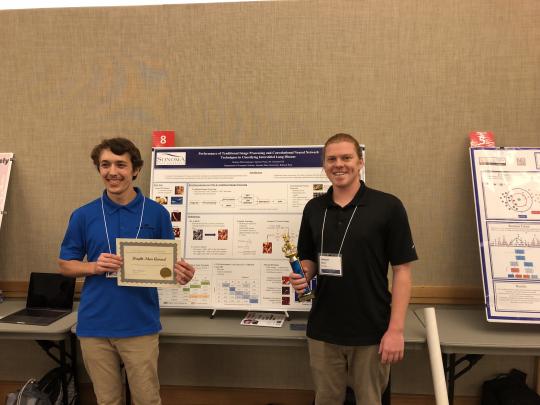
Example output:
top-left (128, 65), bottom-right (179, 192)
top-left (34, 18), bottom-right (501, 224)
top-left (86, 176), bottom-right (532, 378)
top-left (116, 238), bottom-right (182, 288)
top-left (160, 267), bottom-right (172, 278)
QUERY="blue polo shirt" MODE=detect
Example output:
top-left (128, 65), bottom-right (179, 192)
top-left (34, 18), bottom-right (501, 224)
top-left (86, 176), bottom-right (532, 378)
top-left (60, 188), bottom-right (174, 338)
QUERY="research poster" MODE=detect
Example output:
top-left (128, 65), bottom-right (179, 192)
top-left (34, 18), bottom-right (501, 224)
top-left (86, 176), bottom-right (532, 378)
top-left (150, 146), bottom-right (334, 312)
top-left (470, 148), bottom-right (540, 323)
top-left (0, 153), bottom-right (14, 231)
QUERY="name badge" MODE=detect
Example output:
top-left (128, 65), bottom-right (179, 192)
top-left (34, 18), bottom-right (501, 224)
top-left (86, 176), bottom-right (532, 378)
top-left (318, 254), bottom-right (342, 277)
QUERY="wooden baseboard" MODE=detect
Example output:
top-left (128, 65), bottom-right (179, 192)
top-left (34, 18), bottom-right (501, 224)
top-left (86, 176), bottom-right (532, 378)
top-left (0, 280), bottom-right (84, 299)
top-left (0, 281), bottom-right (29, 298)
top-left (160, 385), bottom-right (313, 405)
top-left (0, 280), bottom-right (483, 304)
top-left (392, 394), bottom-right (478, 405)
top-left (0, 381), bottom-right (479, 405)
top-left (411, 285), bottom-right (484, 305)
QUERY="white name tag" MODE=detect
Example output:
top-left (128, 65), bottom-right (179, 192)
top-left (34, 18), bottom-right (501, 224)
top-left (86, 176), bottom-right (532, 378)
top-left (318, 254), bottom-right (342, 277)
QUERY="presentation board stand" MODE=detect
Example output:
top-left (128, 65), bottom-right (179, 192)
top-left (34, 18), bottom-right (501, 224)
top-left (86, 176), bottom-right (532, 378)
top-left (0, 153), bottom-right (14, 232)
top-left (470, 147), bottom-right (540, 323)
top-left (208, 308), bottom-right (294, 320)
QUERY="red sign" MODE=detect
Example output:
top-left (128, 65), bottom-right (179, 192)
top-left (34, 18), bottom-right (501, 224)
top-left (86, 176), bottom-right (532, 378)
top-left (152, 131), bottom-right (175, 147)
top-left (469, 131), bottom-right (495, 147)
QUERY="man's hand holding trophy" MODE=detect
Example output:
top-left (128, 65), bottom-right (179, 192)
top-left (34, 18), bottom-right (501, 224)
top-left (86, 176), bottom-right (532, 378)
top-left (282, 233), bottom-right (315, 302)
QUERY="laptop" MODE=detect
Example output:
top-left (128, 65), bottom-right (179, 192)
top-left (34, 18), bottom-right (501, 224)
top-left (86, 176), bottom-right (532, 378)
top-left (0, 272), bottom-right (75, 326)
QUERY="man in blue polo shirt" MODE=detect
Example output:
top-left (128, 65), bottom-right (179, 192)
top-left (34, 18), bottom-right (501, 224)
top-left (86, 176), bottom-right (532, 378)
top-left (58, 138), bottom-right (195, 405)
top-left (290, 133), bottom-right (417, 405)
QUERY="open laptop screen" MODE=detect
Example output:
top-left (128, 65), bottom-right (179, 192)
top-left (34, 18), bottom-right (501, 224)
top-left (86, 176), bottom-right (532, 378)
top-left (27, 272), bottom-right (75, 310)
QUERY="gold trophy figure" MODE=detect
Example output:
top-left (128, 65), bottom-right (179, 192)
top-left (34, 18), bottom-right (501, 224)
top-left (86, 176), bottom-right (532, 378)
top-left (282, 234), bottom-right (315, 302)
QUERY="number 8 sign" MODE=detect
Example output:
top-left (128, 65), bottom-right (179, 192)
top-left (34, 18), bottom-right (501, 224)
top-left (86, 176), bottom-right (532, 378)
top-left (152, 131), bottom-right (175, 147)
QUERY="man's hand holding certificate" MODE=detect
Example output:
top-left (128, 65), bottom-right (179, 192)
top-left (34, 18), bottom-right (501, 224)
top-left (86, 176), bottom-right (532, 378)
top-left (116, 238), bottom-right (185, 288)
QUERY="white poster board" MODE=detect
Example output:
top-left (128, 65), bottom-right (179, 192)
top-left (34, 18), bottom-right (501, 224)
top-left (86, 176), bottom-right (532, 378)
top-left (0, 153), bottom-right (14, 231)
top-left (470, 147), bottom-right (540, 323)
top-left (151, 146), bottom-right (328, 312)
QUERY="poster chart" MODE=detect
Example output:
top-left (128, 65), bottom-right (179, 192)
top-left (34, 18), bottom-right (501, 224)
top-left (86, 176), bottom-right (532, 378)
top-left (150, 146), bottom-right (333, 312)
top-left (470, 147), bottom-right (540, 323)
top-left (0, 153), bottom-right (14, 231)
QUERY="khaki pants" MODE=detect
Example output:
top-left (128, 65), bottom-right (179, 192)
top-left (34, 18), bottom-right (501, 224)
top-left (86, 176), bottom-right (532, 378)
top-left (308, 338), bottom-right (390, 405)
top-left (79, 334), bottom-right (161, 405)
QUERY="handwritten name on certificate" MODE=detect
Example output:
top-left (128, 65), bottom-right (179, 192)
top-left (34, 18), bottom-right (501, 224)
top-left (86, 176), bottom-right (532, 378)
top-left (116, 238), bottom-right (181, 288)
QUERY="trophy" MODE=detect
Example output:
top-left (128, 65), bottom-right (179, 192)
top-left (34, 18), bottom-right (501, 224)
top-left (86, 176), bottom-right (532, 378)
top-left (282, 234), bottom-right (315, 302)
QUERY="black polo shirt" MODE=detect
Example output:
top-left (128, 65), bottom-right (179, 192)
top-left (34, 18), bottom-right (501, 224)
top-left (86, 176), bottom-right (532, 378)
top-left (298, 181), bottom-right (418, 346)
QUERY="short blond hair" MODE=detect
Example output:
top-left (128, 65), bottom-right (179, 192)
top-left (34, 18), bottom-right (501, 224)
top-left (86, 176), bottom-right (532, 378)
top-left (323, 133), bottom-right (363, 161)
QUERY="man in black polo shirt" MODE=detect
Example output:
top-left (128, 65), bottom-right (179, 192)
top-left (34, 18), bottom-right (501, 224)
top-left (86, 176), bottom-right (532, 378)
top-left (290, 133), bottom-right (417, 405)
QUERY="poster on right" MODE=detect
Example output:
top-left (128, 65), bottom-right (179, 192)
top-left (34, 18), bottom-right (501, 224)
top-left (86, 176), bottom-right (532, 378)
top-left (470, 147), bottom-right (540, 323)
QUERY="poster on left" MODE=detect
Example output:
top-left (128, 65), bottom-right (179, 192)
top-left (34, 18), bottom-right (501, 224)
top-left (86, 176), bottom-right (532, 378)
top-left (0, 153), bottom-right (14, 231)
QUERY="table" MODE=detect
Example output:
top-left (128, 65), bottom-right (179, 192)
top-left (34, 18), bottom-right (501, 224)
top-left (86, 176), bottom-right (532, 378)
top-left (414, 306), bottom-right (540, 404)
top-left (0, 300), bottom-right (78, 405)
top-left (159, 308), bottom-right (426, 348)
top-left (160, 309), bottom-right (309, 346)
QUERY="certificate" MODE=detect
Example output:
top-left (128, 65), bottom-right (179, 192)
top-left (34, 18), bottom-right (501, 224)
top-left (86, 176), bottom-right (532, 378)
top-left (116, 238), bottom-right (181, 288)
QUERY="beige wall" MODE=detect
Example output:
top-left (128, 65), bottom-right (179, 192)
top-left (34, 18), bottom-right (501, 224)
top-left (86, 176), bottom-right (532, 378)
top-left (0, 0), bottom-right (538, 397)
top-left (1, 0), bottom-right (539, 287)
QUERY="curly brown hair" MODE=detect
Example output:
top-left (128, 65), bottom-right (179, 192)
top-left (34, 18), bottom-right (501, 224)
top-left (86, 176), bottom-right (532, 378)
top-left (91, 138), bottom-right (144, 180)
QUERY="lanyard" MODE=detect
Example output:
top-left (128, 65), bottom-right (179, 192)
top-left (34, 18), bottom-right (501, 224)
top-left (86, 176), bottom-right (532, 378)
top-left (101, 194), bottom-right (146, 254)
top-left (320, 205), bottom-right (358, 255)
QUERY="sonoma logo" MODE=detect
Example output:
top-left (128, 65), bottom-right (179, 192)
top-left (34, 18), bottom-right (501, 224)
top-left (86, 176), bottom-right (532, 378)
top-left (156, 152), bottom-right (186, 166)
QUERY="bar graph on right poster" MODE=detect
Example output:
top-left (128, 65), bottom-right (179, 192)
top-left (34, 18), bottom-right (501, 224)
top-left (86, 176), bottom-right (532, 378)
top-left (470, 148), bottom-right (540, 323)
